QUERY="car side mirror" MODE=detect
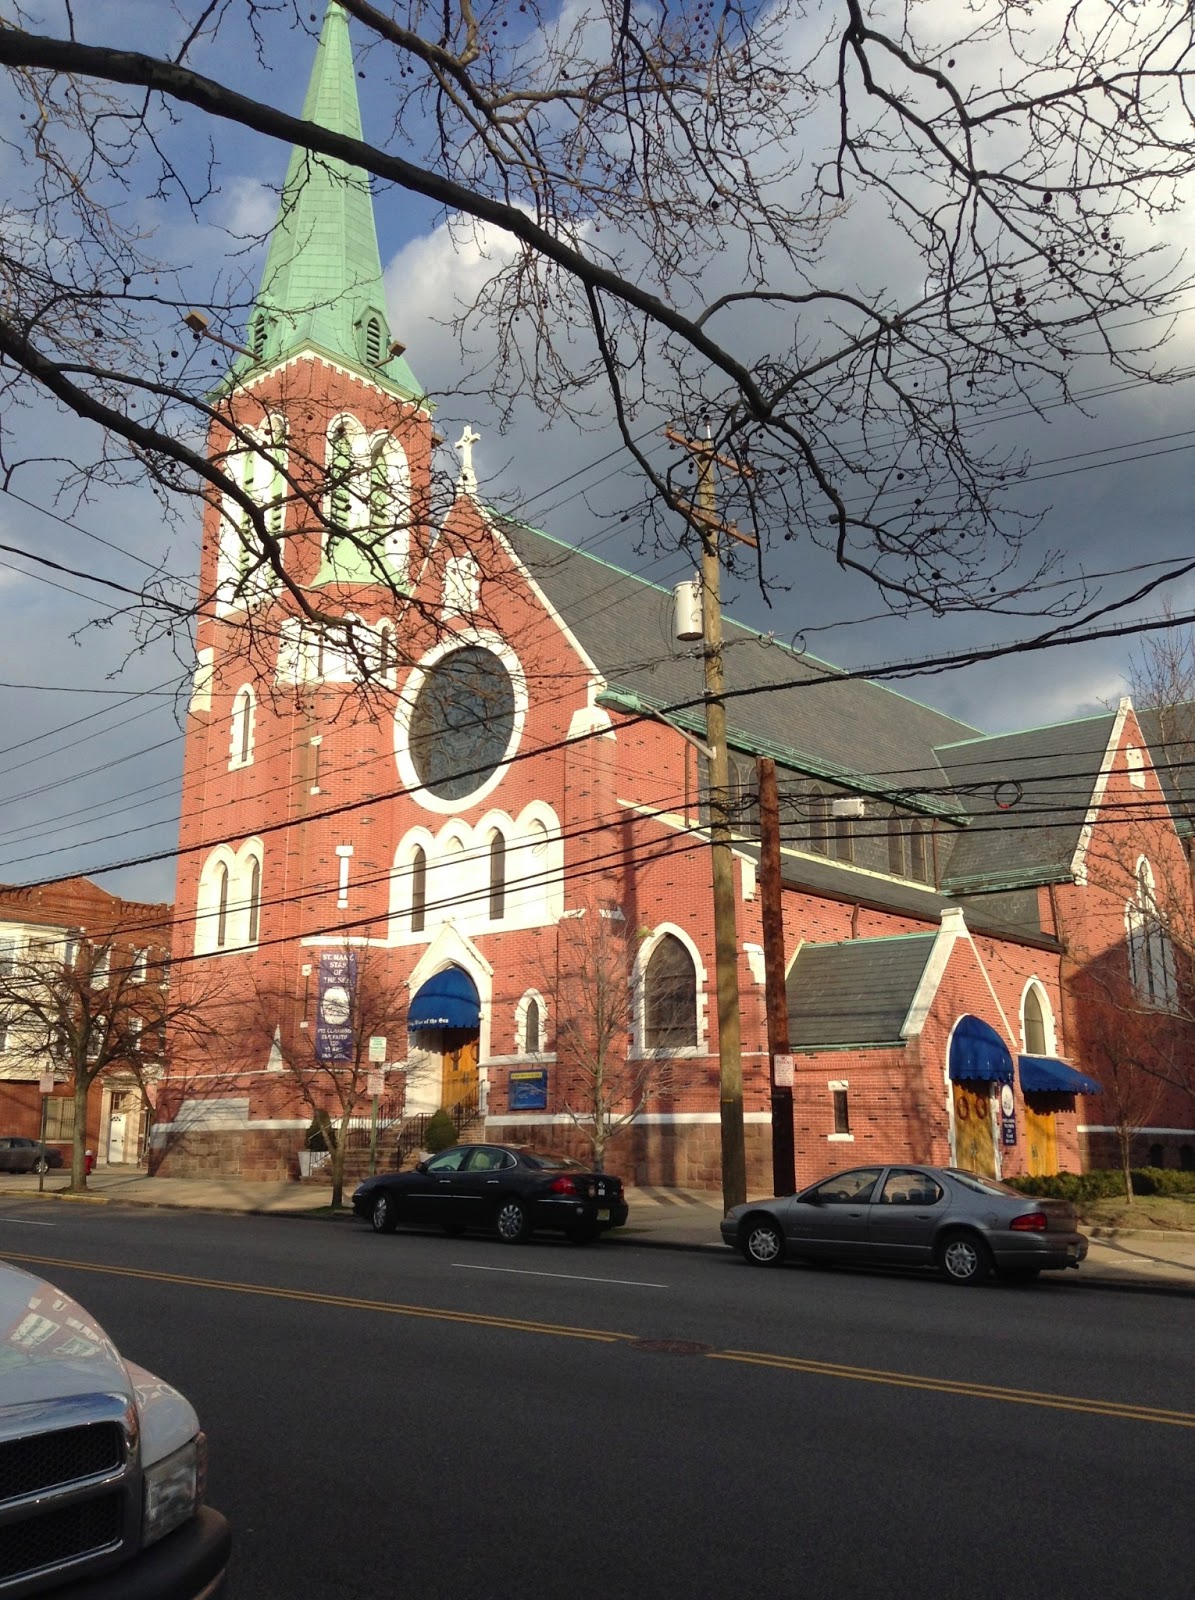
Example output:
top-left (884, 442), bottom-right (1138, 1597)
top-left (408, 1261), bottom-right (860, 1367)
top-left (800, 1189), bottom-right (820, 1205)
top-left (415, 1159), bottom-right (429, 1174)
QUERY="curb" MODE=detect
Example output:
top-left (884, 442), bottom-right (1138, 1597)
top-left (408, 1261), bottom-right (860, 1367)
top-left (1085, 1227), bottom-right (1195, 1242)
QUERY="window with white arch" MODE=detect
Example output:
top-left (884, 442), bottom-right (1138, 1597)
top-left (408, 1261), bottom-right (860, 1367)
top-left (216, 414), bottom-right (287, 611)
top-left (516, 991), bottom-right (547, 1057)
top-left (229, 686), bottom-right (255, 769)
top-left (370, 437), bottom-right (411, 578)
top-left (1127, 857), bottom-right (1178, 1010)
top-left (640, 931), bottom-right (699, 1052)
top-left (1021, 982), bottom-right (1054, 1057)
top-left (196, 844), bottom-right (264, 954)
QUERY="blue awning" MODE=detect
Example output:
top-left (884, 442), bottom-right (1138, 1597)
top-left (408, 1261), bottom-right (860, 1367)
top-left (1019, 1055), bottom-right (1102, 1096)
top-left (408, 966), bottom-right (480, 1031)
top-left (948, 1015), bottom-right (1014, 1085)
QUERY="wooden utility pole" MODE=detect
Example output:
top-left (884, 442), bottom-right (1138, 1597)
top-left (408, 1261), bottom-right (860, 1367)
top-left (758, 758), bottom-right (796, 1195)
top-left (666, 425), bottom-right (756, 1213)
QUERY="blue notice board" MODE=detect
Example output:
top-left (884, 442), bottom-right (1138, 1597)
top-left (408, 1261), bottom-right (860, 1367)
top-left (510, 1069), bottom-right (548, 1111)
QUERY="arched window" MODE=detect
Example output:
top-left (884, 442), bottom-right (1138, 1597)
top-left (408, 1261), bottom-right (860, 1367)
top-left (215, 863), bottom-right (229, 950)
top-left (1023, 986), bottom-right (1047, 1056)
top-left (644, 934), bottom-right (697, 1049)
top-left (525, 998), bottom-right (541, 1055)
top-left (328, 424), bottom-right (354, 533)
top-left (808, 788), bottom-right (829, 856)
top-left (230, 687), bottom-right (254, 767)
top-left (377, 623), bottom-right (397, 685)
top-left (368, 437), bottom-right (411, 574)
top-left (489, 830), bottom-right (506, 921)
top-left (887, 811), bottom-right (906, 876)
top-left (909, 822), bottom-right (929, 884)
top-left (246, 855), bottom-right (262, 945)
top-left (1127, 858), bottom-right (1178, 1009)
top-left (410, 847), bottom-right (427, 933)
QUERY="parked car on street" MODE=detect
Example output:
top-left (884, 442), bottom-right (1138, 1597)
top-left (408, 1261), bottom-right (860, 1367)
top-left (720, 1164), bottom-right (1089, 1284)
top-left (353, 1143), bottom-right (629, 1244)
top-left (0, 1135), bottom-right (64, 1173)
top-left (0, 1256), bottom-right (231, 1597)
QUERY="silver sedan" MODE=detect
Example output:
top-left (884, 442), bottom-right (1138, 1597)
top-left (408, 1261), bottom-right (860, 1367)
top-left (720, 1164), bottom-right (1089, 1285)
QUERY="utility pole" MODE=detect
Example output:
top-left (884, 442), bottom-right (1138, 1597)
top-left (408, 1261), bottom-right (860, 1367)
top-left (666, 425), bottom-right (755, 1212)
top-left (758, 758), bottom-right (796, 1195)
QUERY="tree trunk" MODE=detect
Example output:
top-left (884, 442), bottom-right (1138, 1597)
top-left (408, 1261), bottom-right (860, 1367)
top-left (69, 1073), bottom-right (90, 1191)
top-left (1117, 1131), bottom-right (1134, 1203)
top-left (329, 1130), bottom-right (346, 1210)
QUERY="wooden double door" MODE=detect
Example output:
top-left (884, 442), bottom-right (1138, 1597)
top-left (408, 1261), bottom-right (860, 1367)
top-left (951, 1082), bottom-right (997, 1177)
top-left (440, 1028), bottom-right (479, 1113)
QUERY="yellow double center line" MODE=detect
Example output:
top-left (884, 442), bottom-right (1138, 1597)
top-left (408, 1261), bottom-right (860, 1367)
top-left (8, 1251), bottom-right (1194, 1429)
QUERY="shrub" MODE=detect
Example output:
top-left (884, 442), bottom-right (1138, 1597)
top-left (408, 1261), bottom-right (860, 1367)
top-left (1004, 1170), bottom-right (1124, 1202)
top-left (424, 1108), bottom-right (458, 1154)
top-left (1007, 1168), bottom-right (1195, 1200)
top-left (304, 1110), bottom-right (333, 1152)
top-left (1131, 1167), bottom-right (1195, 1197)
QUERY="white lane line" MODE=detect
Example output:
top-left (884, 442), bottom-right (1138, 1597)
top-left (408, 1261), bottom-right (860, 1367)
top-left (452, 1262), bottom-right (668, 1288)
top-left (0, 1216), bottom-right (56, 1226)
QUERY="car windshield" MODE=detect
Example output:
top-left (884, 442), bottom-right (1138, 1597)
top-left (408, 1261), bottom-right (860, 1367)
top-left (521, 1153), bottom-right (586, 1170)
top-left (947, 1170), bottom-right (1026, 1199)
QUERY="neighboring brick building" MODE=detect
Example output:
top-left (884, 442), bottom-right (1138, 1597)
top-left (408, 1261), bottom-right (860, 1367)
top-left (0, 878), bottom-right (172, 1166)
top-left (154, 3), bottom-right (1195, 1189)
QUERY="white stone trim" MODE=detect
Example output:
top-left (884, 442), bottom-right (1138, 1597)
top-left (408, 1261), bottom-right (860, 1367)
top-left (1070, 698), bottom-right (1131, 886)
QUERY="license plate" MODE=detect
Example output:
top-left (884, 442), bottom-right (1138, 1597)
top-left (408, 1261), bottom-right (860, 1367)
top-left (597, 1209), bottom-right (610, 1222)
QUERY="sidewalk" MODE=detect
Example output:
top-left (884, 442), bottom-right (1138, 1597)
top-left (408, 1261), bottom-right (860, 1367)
top-left (1, 1168), bottom-right (1193, 1294)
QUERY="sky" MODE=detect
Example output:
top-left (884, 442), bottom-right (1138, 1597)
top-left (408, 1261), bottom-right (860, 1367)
top-left (0, 0), bottom-right (1191, 907)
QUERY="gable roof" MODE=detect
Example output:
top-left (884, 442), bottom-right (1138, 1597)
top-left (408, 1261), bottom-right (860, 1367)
top-left (495, 518), bottom-right (977, 798)
top-left (934, 713), bottom-right (1117, 893)
top-left (1135, 702), bottom-right (1195, 836)
top-left (786, 933), bottom-right (937, 1047)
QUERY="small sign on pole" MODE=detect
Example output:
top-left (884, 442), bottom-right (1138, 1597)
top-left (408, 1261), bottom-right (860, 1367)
top-left (366, 1069), bottom-right (385, 1099)
top-left (38, 1070), bottom-right (55, 1097)
top-left (368, 1036), bottom-right (387, 1063)
top-left (772, 1053), bottom-right (794, 1089)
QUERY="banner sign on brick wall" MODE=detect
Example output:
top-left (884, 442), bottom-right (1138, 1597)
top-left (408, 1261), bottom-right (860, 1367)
top-left (316, 951), bottom-right (357, 1061)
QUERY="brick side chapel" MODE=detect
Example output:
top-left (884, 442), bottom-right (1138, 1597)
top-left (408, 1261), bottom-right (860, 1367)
top-left (153, 2), bottom-right (1195, 1191)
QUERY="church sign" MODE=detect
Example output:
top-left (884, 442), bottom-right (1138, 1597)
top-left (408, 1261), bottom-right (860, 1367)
top-left (316, 952), bottom-right (357, 1061)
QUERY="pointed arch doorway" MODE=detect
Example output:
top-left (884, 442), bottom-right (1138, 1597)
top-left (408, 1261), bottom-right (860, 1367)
top-left (947, 1015), bottom-right (1014, 1179)
top-left (408, 966), bottom-right (481, 1114)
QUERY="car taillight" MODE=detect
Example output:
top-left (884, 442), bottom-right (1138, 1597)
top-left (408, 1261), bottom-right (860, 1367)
top-left (549, 1176), bottom-right (577, 1195)
top-left (1010, 1210), bottom-right (1048, 1232)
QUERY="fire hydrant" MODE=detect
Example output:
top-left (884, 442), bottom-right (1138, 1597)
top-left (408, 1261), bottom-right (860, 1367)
top-left (85, 1150), bottom-right (96, 1175)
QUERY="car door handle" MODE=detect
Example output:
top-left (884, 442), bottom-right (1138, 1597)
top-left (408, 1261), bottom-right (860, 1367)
top-left (485, 1179), bottom-right (499, 1185)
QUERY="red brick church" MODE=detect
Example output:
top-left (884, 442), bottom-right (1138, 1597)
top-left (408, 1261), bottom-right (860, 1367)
top-left (154, 2), bottom-right (1195, 1189)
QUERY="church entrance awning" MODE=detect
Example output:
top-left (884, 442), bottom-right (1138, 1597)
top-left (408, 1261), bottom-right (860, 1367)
top-left (408, 966), bottom-right (480, 1031)
top-left (1019, 1055), bottom-right (1102, 1095)
top-left (948, 1015), bottom-right (1014, 1084)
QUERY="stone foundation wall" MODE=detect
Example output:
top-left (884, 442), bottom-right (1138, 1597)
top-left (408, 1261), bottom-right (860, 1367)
top-left (1078, 1129), bottom-right (1195, 1172)
top-left (149, 1126), bottom-right (301, 1181)
top-left (482, 1118), bottom-right (772, 1192)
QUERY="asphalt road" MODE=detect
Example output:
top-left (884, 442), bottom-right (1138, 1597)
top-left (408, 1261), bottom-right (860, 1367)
top-left (2, 1200), bottom-right (1192, 1600)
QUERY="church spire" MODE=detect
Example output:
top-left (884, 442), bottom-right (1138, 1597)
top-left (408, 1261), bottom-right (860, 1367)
top-left (233, 2), bottom-right (420, 397)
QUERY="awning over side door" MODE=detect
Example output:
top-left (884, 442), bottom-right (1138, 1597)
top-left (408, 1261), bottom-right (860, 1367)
top-left (948, 1014), bottom-right (1014, 1084)
top-left (1018, 1055), bottom-right (1102, 1095)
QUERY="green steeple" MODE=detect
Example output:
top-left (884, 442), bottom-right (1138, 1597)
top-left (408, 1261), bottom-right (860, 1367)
top-left (232, 2), bottom-right (421, 398)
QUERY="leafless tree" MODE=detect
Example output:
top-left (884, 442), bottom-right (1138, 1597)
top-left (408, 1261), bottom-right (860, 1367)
top-left (0, 929), bottom-right (218, 1190)
top-left (0, 1), bottom-right (1191, 654)
top-left (1069, 960), bottom-right (1180, 1197)
top-left (540, 902), bottom-right (693, 1171)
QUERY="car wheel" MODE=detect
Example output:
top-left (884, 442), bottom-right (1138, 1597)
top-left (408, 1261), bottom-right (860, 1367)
top-left (34, 1156), bottom-right (48, 1175)
top-left (495, 1198), bottom-right (531, 1244)
top-left (937, 1230), bottom-right (991, 1285)
top-left (741, 1216), bottom-right (785, 1267)
top-left (370, 1193), bottom-right (398, 1234)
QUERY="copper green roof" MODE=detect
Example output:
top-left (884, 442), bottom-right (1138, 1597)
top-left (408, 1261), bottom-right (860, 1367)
top-left (231, 3), bottom-right (421, 398)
